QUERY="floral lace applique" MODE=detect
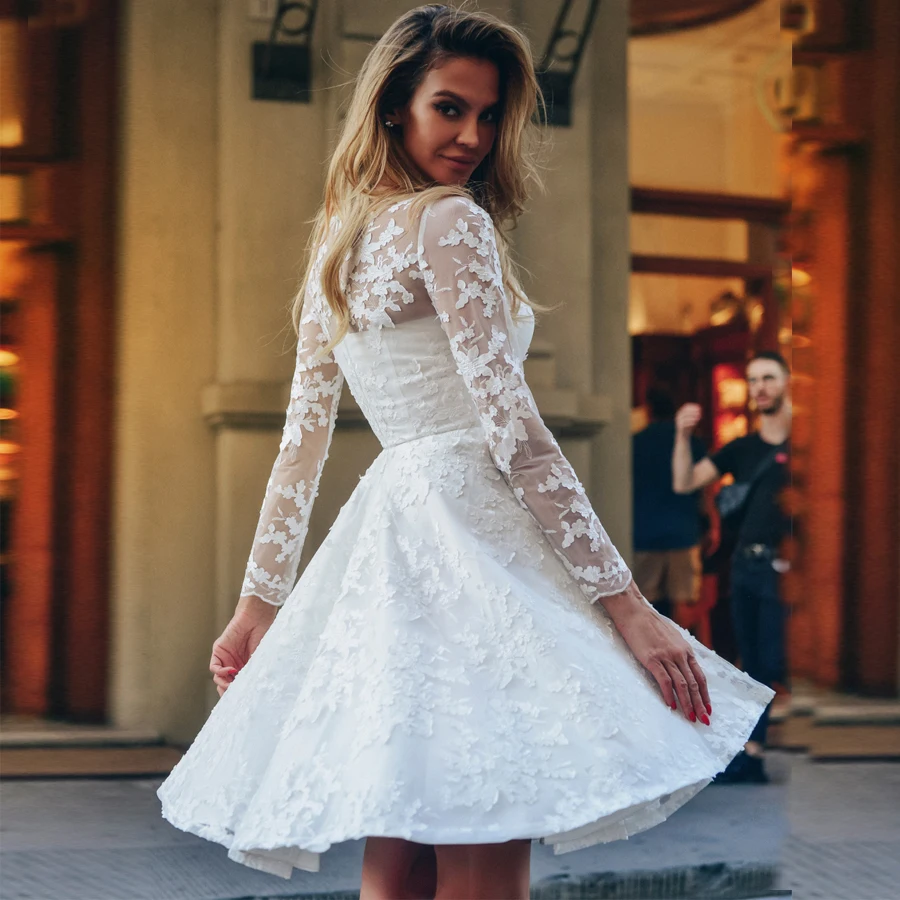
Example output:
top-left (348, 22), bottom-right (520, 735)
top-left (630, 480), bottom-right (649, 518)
top-left (239, 305), bottom-right (343, 607)
top-left (417, 197), bottom-right (633, 601)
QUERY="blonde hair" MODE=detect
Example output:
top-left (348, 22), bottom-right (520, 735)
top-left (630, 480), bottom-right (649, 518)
top-left (292, 3), bottom-right (547, 347)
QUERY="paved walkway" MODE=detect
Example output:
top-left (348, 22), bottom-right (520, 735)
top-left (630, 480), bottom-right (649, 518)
top-left (1, 752), bottom-right (895, 899)
top-left (777, 756), bottom-right (900, 899)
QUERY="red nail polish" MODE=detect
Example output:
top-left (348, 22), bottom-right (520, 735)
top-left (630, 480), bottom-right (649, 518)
top-left (701, 714), bottom-right (710, 726)
top-left (689, 711), bottom-right (696, 722)
top-left (671, 702), bottom-right (677, 710)
top-left (706, 704), bottom-right (712, 715)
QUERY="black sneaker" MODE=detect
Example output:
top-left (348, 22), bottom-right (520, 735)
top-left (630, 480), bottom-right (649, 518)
top-left (713, 751), bottom-right (769, 784)
top-left (743, 753), bottom-right (769, 783)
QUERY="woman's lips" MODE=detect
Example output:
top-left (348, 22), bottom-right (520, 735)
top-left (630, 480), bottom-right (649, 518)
top-left (441, 156), bottom-right (476, 171)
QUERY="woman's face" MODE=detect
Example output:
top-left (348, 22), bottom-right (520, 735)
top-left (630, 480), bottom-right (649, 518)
top-left (389, 56), bottom-right (500, 186)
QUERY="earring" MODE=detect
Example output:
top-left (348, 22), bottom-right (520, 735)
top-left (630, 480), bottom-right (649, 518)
top-left (384, 119), bottom-right (395, 129)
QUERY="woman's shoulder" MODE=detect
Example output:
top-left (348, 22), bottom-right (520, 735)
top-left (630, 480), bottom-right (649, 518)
top-left (365, 187), bottom-right (487, 221)
top-left (424, 191), bottom-right (487, 223)
top-left (358, 191), bottom-right (494, 259)
top-left (416, 192), bottom-right (494, 249)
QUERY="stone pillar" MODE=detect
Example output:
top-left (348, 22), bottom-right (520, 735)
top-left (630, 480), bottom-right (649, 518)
top-left (588, 0), bottom-right (632, 559)
top-left (111, 0), bottom-right (219, 741)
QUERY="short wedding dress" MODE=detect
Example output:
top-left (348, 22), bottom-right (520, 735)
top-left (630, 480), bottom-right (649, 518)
top-left (157, 195), bottom-right (774, 879)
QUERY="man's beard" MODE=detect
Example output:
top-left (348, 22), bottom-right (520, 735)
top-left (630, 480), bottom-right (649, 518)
top-left (758, 393), bottom-right (785, 416)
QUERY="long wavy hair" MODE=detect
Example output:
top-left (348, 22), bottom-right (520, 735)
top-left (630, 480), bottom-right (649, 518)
top-left (292, 3), bottom-right (548, 347)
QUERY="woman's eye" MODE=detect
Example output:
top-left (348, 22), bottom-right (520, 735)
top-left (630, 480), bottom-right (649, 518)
top-left (434, 103), bottom-right (497, 123)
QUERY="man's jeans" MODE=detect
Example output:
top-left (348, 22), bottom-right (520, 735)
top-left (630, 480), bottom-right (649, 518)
top-left (730, 552), bottom-right (788, 745)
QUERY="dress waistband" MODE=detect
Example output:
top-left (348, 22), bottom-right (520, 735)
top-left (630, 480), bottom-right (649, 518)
top-left (380, 423), bottom-right (483, 451)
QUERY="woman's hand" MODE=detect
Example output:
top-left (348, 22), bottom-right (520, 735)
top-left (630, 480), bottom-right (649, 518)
top-left (601, 582), bottom-right (712, 724)
top-left (209, 597), bottom-right (278, 697)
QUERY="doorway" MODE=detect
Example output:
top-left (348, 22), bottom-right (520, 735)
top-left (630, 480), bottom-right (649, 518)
top-left (0, 0), bottom-right (118, 721)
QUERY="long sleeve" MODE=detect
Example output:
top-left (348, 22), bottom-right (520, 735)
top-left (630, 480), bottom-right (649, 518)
top-left (239, 308), bottom-right (343, 607)
top-left (417, 196), bottom-right (632, 601)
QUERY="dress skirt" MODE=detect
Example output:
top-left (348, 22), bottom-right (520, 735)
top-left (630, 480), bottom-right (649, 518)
top-left (157, 426), bottom-right (774, 879)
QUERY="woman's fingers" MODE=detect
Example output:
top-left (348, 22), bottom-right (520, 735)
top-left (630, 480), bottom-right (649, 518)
top-left (210, 663), bottom-right (239, 695)
top-left (680, 655), bottom-right (708, 724)
top-left (649, 660), bottom-right (677, 710)
top-left (688, 654), bottom-right (712, 715)
top-left (662, 659), bottom-right (696, 721)
top-left (664, 655), bottom-right (709, 724)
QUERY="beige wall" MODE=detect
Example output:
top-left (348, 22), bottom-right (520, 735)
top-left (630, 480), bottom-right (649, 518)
top-left (112, 0), bottom-right (632, 741)
top-left (111, 0), bottom-right (219, 740)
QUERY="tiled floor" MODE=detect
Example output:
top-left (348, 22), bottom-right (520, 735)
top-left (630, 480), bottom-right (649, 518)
top-left (1, 765), bottom-right (787, 900)
top-left (4, 752), bottom-right (898, 899)
top-left (777, 757), bottom-right (900, 899)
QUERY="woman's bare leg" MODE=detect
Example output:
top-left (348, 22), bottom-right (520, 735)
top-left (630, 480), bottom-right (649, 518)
top-left (360, 836), bottom-right (437, 900)
top-left (406, 842), bottom-right (438, 898)
top-left (434, 840), bottom-right (531, 900)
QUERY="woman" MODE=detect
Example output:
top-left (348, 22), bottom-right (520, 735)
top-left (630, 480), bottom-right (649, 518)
top-left (158, 6), bottom-right (773, 898)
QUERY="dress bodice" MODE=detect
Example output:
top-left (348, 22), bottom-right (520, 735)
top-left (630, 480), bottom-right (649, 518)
top-left (333, 305), bottom-right (534, 449)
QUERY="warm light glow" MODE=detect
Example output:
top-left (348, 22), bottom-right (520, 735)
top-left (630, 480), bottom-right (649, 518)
top-left (0, 173), bottom-right (27, 222)
top-left (709, 307), bottom-right (735, 326)
top-left (0, 466), bottom-right (17, 482)
top-left (791, 267), bottom-right (812, 288)
top-left (709, 291), bottom-right (742, 327)
top-left (717, 378), bottom-right (748, 409)
top-left (0, 121), bottom-right (23, 146)
top-left (0, 408), bottom-right (18, 420)
top-left (717, 415), bottom-right (748, 446)
top-left (0, 241), bottom-right (30, 296)
top-left (0, 440), bottom-right (20, 454)
top-left (628, 278), bottom-right (648, 335)
top-left (0, 22), bottom-right (25, 148)
top-left (746, 298), bottom-right (765, 332)
top-left (0, 349), bottom-right (20, 367)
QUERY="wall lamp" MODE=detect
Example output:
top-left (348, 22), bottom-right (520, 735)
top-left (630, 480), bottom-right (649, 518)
top-left (537, 0), bottom-right (602, 126)
top-left (252, 1), bottom-right (320, 103)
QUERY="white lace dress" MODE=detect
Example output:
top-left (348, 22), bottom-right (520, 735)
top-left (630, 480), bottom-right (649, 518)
top-left (157, 195), bottom-right (774, 879)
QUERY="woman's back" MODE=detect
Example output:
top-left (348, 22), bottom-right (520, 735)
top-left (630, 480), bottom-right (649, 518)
top-left (249, 192), bottom-right (632, 611)
top-left (317, 195), bottom-right (533, 448)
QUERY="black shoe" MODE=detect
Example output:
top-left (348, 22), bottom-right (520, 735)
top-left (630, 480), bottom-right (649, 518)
top-left (743, 753), bottom-right (769, 783)
top-left (713, 751), bottom-right (769, 784)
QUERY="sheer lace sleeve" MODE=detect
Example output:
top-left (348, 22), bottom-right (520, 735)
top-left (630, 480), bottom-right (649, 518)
top-left (239, 307), bottom-right (343, 607)
top-left (417, 196), bottom-right (632, 601)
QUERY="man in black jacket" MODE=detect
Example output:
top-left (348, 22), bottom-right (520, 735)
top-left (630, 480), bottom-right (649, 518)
top-left (672, 351), bottom-right (792, 783)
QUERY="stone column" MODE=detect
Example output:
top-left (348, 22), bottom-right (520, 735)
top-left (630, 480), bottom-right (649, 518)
top-left (588, 0), bottom-right (632, 559)
top-left (111, 0), bottom-right (219, 741)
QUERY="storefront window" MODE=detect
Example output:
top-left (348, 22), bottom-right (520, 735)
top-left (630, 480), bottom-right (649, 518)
top-left (0, 244), bottom-right (22, 690)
